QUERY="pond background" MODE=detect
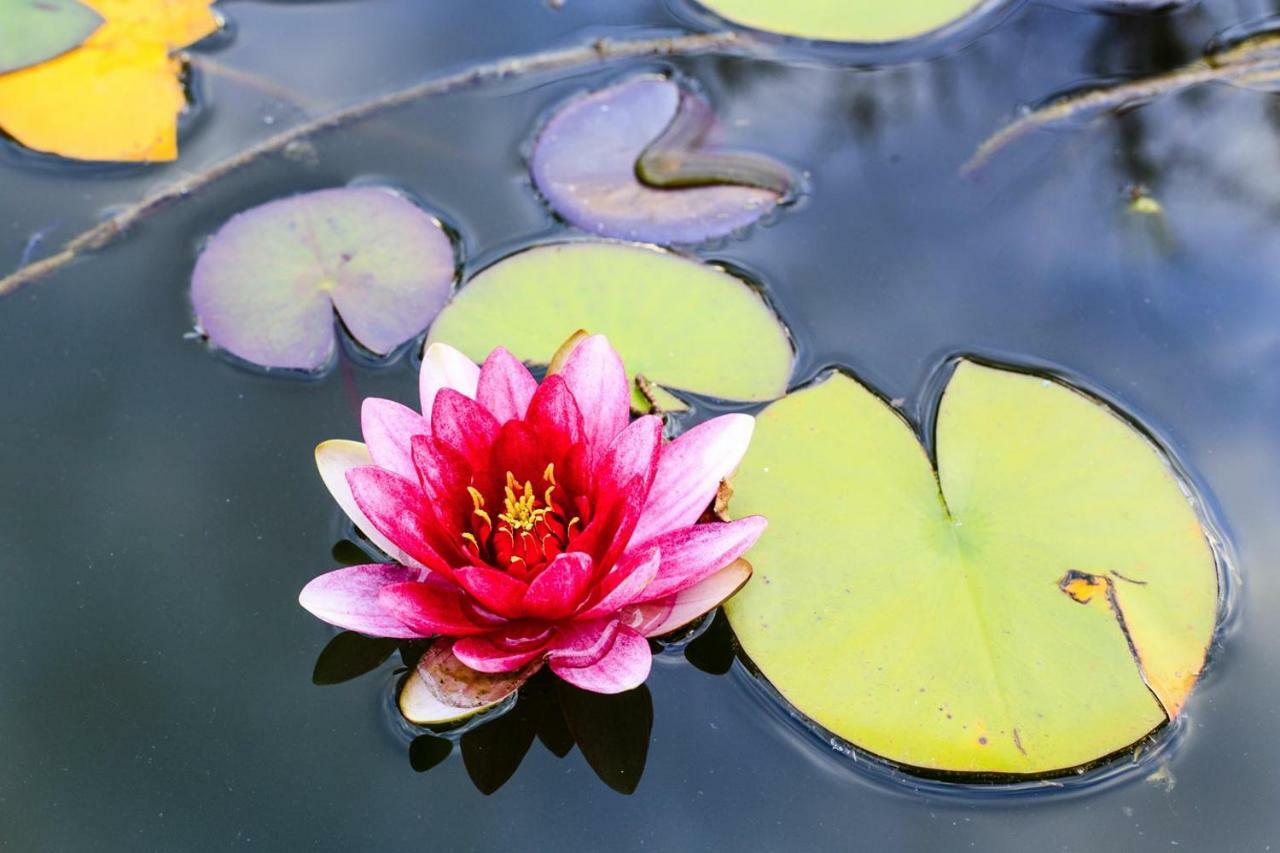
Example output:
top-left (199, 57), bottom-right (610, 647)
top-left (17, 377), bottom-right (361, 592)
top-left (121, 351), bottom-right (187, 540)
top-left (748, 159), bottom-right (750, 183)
top-left (3, 0), bottom-right (1280, 849)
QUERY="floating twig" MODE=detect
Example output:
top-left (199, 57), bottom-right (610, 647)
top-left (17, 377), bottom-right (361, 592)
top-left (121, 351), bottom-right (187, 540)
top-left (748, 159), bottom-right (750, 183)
top-left (962, 31), bottom-right (1280, 177)
top-left (1, 31), bottom-right (752, 296)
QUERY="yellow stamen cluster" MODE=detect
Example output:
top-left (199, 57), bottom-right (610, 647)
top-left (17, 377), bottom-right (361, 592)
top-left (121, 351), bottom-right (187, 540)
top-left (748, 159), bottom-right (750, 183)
top-left (498, 470), bottom-right (552, 532)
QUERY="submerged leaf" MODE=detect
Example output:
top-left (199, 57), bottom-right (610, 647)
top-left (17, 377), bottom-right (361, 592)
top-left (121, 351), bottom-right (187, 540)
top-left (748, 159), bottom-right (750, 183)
top-left (398, 640), bottom-right (536, 726)
top-left (692, 0), bottom-right (997, 43)
top-left (0, 0), bottom-right (221, 161)
top-left (191, 187), bottom-right (456, 372)
top-left (0, 0), bottom-right (103, 74)
top-left (426, 241), bottom-right (793, 412)
top-left (530, 76), bottom-right (785, 245)
top-left (726, 361), bottom-right (1219, 776)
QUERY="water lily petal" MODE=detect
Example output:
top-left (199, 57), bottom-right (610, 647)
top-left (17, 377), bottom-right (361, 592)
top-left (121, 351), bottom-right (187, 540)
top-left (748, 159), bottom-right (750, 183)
top-left (298, 563), bottom-right (423, 638)
top-left (476, 346), bottom-right (538, 424)
top-left (315, 440), bottom-right (421, 568)
top-left (547, 618), bottom-right (622, 668)
top-left (636, 516), bottom-right (767, 601)
top-left (379, 577), bottom-right (497, 636)
top-left (524, 374), bottom-right (584, 463)
top-left (361, 397), bottom-right (430, 480)
top-left (550, 626), bottom-right (652, 694)
top-left (632, 414), bottom-right (755, 546)
top-left (431, 388), bottom-right (501, 471)
top-left (523, 552), bottom-right (594, 620)
top-left (556, 334), bottom-right (630, 466)
top-left (347, 466), bottom-right (450, 573)
top-left (452, 625), bottom-right (555, 673)
top-left (622, 559), bottom-right (752, 637)
top-left (411, 435), bottom-right (473, 532)
top-left (578, 546), bottom-right (662, 619)
top-left (455, 566), bottom-right (530, 618)
top-left (420, 341), bottom-right (480, 418)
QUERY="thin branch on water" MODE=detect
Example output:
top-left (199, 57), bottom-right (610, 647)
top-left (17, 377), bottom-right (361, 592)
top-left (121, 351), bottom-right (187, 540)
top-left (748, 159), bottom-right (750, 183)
top-left (961, 33), bottom-right (1280, 177)
top-left (0, 30), bottom-right (752, 296)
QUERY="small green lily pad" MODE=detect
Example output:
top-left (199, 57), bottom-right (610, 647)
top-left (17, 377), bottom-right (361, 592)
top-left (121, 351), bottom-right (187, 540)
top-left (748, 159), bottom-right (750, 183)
top-left (0, 0), bottom-right (102, 74)
top-left (426, 241), bottom-right (793, 412)
top-left (693, 0), bottom-right (997, 44)
top-left (726, 361), bottom-right (1219, 777)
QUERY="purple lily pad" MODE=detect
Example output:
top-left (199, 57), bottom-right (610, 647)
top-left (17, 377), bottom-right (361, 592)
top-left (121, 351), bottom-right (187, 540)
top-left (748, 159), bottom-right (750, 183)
top-left (191, 187), bottom-right (455, 372)
top-left (530, 76), bottom-right (785, 245)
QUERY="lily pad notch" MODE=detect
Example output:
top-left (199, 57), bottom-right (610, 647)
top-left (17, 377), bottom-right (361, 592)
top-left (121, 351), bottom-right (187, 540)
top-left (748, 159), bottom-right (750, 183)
top-left (191, 186), bottom-right (459, 375)
top-left (726, 357), bottom-right (1225, 780)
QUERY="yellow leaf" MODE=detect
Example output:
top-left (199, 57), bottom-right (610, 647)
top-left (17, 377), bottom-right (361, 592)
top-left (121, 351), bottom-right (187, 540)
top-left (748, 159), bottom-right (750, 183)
top-left (0, 0), bottom-right (220, 162)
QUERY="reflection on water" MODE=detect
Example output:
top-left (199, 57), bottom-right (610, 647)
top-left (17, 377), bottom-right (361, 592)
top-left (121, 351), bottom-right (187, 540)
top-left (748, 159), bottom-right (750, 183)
top-left (4, 0), bottom-right (1280, 850)
top-left (311, 628), bottom-right (655, 795)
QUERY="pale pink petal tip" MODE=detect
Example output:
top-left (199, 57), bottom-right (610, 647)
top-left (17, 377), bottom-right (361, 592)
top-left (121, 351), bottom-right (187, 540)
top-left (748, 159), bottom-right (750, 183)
top-left (314, 440), bottom-right (420, 568)
top-left (299, 563), bottom-right (421, 639)
top-left (624, 558), bottom-right (753, 638)
top-left (420, 341), bottom-right (480, 417)
top-left (632, 413), bottom-right (755, 544)
top-left (360, 397), bottom-right (430, 480)
top-left (550, 626), bottom-right (652, 694)
top-left (557, 334), bottom-right (630, 461)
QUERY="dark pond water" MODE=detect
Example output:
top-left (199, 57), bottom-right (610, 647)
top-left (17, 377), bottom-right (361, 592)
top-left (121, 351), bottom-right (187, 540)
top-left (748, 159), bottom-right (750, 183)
top-left (3, 0), bottom-right (1280, 849)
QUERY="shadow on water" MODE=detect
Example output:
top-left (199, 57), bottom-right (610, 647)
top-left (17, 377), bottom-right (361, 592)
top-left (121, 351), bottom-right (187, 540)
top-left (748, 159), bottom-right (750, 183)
top-left (310, 630), bottom-right (654, 796)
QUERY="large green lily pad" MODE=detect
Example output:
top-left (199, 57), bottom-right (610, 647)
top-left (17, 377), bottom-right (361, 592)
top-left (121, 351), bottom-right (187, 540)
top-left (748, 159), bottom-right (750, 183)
top-left (0, 0), bottom-right (102, 74)
top-left (726, 361), bottom-right (1219, 777)
top-left (426, 241), bottom-right (793, 412)
top-left (693, 0), bottom-right (996, 44)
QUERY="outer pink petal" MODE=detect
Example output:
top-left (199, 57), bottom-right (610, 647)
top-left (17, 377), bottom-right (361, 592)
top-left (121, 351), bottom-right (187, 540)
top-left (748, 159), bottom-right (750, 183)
top-left (475, 347), bottom-right (538, 424)
top-left (546, 618), bottom-right (622, 668)
top-left (347, 466), bottom-right (450, 573)
top-left (631, 414), bottom-right (754, 546)
top-left (523, 552), bottom-right (594, 620)
top-left (315, 440), bottom-right (421, 568)
top-left (361, 398), bottom-right (430, 480)
top-left (298, 563), bottom-right (423, 638)
top-left (454, 566), bottom-right (529, 618)
top-left (420, 342), bottom-right (480, 418)
top-left (378, 578), bottom-right (497, 637)
top-left (550, 626), bottom-right (652, 694)
top-left (577, 545), bottom-right (661, 620)
top-left (621, 559), bottom-right (752, 637)
top-left (595, 415), bottom-right (663, 499)
top-left (556, 334), bottom-right (630, 466)
top-left (452, 624), bottom-right (554, 673)
top-left (635, 516), bottom-right (767, 601)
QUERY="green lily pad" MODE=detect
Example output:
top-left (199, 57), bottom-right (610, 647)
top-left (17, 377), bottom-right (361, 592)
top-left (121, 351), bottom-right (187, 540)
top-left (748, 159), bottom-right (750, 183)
top-left (726, 360), bottom-right (1219, 777)
top-left (692, 0), bottom-right (997, 44)
top-left (426, 241), bottom-right (793, 412)
top-left (0, 0), bottom-right (102, 74)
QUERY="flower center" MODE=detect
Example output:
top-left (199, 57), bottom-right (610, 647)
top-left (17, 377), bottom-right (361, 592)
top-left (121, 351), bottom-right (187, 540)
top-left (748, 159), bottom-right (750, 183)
top-left (498, 472), bottom-right (549, 532)
top-left (459, 463), bottom-right (581, 580)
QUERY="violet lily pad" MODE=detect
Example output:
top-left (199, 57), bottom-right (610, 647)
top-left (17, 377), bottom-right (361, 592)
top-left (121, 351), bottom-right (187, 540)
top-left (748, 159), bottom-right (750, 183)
top-left (191, 187), bottom-right (456, 372)
top-left (530, 76), bottom-right (788, 245)
top-left (0, 0), bottom-right (102, 74)
top-left (425, 240), bottom-right (794, 412)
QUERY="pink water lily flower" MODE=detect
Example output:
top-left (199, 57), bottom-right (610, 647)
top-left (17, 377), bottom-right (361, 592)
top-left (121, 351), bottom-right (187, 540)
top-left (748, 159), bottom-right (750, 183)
top-left (299, 335), bottom-right (764, 708)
